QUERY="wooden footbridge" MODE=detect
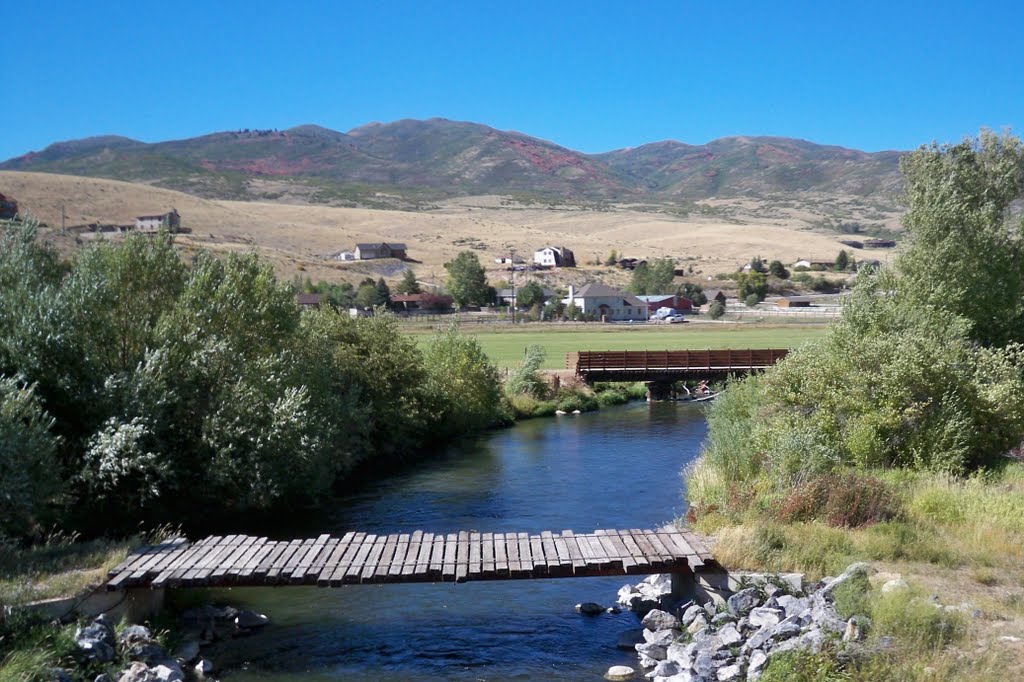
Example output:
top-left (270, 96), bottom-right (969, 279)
top-left (567, 349), bottom-right (788, 399)
top-left (105, 527), bottom-right (713, 590)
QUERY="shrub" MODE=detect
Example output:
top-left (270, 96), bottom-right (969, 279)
top-left (830, 569), bottom-right (873, 619)
top-left (505, 345), bottom-right (548, 398)
top-left (776, 472), bottom-right (902, 528)
top-left (760, 648), bottom-right (849, 682)
top-left (0, 377), bottom-right (59, 537)
top-left (744, 293), bottom-right (760, 308)
top-left (708, 300), bottom-right (726, 319)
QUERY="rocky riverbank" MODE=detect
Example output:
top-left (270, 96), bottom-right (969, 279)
top-left (53, 604), bottom-right (270, 681)
top-left (606, 563), bottom-right (888, 681)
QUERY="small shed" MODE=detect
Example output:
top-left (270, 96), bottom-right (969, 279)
top-left (705, 290), bottom-right (728, 305)
top-left (777, 296), bottom-right (812, 308)
top-left (297, 293), bottom-right (322, 308)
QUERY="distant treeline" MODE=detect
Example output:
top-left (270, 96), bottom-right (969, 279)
top-left (0, 222), bottom-right (505, 539)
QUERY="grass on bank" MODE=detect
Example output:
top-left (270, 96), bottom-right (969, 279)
top-left (409, 322), bottom-right (828, 368)
top-left (0, 534), bottom-right (134, 608)
top-left (685, 461), bottom-right (1024, 680)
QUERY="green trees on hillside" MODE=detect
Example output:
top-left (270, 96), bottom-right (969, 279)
top-left (689, 131), bottom-right (1024, 515)
top-left (629, 258), bottom-right (676, 294)
top-left (515, 280), bottom-right (544, 309)
top-left (0, 223), bottom-right (505, 537)
top-left (445, 251), bottom-right (491, 307)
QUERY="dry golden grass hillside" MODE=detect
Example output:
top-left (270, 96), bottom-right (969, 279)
top-left (1, 171), bottom-right (900, 288)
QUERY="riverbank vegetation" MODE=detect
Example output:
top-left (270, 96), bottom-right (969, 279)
top-left (685, 131), bottom-right (1024, 679)
top-left (503, 344), bottom-right (646, 418)
top-left (0, 221), bottom-right (508, 540)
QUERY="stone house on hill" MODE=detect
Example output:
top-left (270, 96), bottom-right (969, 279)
top-left (563, 283), bottom-right (648, 321)
top-left (135, 209), bottom-right (180, 232)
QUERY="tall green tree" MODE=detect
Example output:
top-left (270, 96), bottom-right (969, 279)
top-left (680, 282), bottom-right (707, 306)
top-left (897, 130), bottom-right (1024, 346)
top-left (768, 260), bottom-right (790, 279)
top-left (396, 269), bottom-right (421, 294)
top-left (444, 251), bottom-right (490, 307)
top-left (737, 271), bottom-right (768, 302)
top-left (516, 280), bottom-right (544, 308)
top-left (834, 250), bottom-right (850, 272)
top-left (375, 277), bottom-right (392, 305)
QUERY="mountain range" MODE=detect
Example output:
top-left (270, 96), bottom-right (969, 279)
top-left (1, 118), bottom-right (904, 205)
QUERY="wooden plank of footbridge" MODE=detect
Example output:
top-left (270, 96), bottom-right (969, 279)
top-left (106, 528), bottom-right (713, 590)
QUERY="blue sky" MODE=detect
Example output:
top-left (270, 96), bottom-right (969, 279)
top-left (2, 1), bottom-right (1021, 160)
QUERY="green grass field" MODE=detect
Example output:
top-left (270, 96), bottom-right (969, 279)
top-left (410, 322), bottom-right (828, 368)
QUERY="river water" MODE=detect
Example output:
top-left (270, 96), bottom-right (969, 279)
top-left (202, 401), bottom-right (708, 681)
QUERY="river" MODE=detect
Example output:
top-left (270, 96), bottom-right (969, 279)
top-left (201, 401), bottom-right (708, 681)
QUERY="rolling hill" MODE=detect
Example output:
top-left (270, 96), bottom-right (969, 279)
top-left (0, 119), bottom-right (904, 206)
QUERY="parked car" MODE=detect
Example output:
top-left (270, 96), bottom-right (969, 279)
top-left (667, 315), bottom-right (687, 323)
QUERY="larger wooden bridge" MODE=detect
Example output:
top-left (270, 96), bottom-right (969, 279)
top-left (105, 527), bottom-right (713, 590)
top-left (567, 349), bottom-right (788, 399)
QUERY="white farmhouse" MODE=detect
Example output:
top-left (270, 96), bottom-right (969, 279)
top-left (563, 283), bottom-right (648, 321)
top-left (533, 245), bottom-right (576, 268)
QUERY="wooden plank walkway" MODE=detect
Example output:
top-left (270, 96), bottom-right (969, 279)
top-left (106, 528), bottom-right (713, 590)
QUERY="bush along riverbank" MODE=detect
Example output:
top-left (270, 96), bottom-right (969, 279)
top-left (503, 344), bottom-right (647, 418)
top-left (676, 132), bottom-right (1024, 680)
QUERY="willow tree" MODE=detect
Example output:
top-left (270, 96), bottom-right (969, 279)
top-left (897, 130), bottom-right (1024, 346)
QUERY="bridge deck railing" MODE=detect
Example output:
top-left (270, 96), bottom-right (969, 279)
top-left (569, 349), bottom-right (789, 374)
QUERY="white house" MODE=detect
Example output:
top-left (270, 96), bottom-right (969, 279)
top-left (134, 209), bottom-right (180, 232)
top-left (562, 283), bottom-right (648, 321)
top-left (533, 246), bottom-right (576, 268)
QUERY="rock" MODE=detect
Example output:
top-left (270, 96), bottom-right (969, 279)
top-left (151, 664), bottom-right (183, 682)
top-left (95, 675), bottom-right (111, 682)
top-left (881, 578), bottom-right (909, 594)
top-left (718, 623), bottom-right (742, 647)
top-left (843, 617), bottom-right (865, 642)
top-left (687, 614), bottom-right (709, 635)
top-left (771, 619), bottom-right (802, 641)
top-left (711, 612), bottom-right (736, 627)
top-left (727, 588), bottom-right (760, 616)
top-left (78, 616), bottom-right (116, 647)
top-left (650, 660), bottom-right (681, 678)
top-left (49, 670), bottom-right (73, 682)
top-left (717, 664), bottom-right (742, 681)
top-left (749, 649), bottom-right (768, 673)
top-left (692, 650), bottom-right (719, 677)
top-left (606, 665), bottom-right (636, 680)
top-left (607, 606), bottom-right (622, 614)
top-left (636, 641), bottom-right (668, 661)
top-left (743, 626), bottom-right (771, 652)
top-left (637, 652), bottom-right (660, 669)
top-left (234, 610), bottom-right (270, 629)
top-left (117, 663), bottom-right (158, 682)
top-left (577, 602), bottom-right (605, 615)
top-left (118, 625), bottom-right (152, 645)
top-left (643, 609), bottom-right (681, 631)
top-left (194, 659), bottom-right (215, 676)
top-left (633, 599), bottom-right (662, 619)
top-left (681, 604), bottom-right (705, 626)
top-left (877, 635), bottom-right (895, 650)
top-left (77, 638), bottom-right (116, 663)
top-left (820, 562), bottom-right (875, 599)
top-left (618, 584), bottom-right (641, 603)
top-left (666, 641), bottom-right (695, 668)
top-left (618, 628), bottom-right (647, 650)
top-left (571, 409), bottom-right (582, 414)
top-left (774, 595), bottom-right (809, 618)
top-left (1000, 636), bottom-right (1023, 643)
top-left (763, 583), bottom-right (782, 598)
top-left (747, 607), bottom-right (783, 630)
top-left (644, 629), bottom-right (678, 646)
top-left (555, 409), bottom-right (567, 415)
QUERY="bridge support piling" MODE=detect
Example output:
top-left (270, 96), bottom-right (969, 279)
top-left (646, 381), bottom-right (673, 402)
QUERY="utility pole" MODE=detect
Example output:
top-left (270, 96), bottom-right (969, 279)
top-left (510, 248), bottom-right (516, 325)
